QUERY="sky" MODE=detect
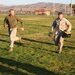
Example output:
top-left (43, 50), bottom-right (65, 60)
top-left (0, 0), bottom-right (75, 5)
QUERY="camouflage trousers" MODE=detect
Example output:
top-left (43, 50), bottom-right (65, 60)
top-left (8, 27), bottom-right (20, 48)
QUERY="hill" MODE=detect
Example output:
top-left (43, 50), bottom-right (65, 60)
top-left (0, 2), bottom-right (70, 13)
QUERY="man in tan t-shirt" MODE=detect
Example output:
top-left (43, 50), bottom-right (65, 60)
top-left (50, 12), bottom-right (72, 54)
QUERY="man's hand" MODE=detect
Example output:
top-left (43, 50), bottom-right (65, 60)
top-left (50, 30), bottom-right (53, 33)
top-left (21, 27), bottom-right (24, 31)
top-left (65, 25), bottom-right (69, 31)
top-left (48, 31), bottom-right (53, 36)
top-left (4, 25), bottom-right (6, 29)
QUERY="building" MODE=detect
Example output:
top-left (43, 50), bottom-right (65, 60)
top-left (35, 9), bottom-right (50, 16)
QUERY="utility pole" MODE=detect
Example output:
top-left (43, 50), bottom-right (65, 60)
top-left (65, 4), bottom-right (67, 15)
top-left (71, 0), bottom-right (72, 16)
top-left (53, 2), bottom-right (55, 16)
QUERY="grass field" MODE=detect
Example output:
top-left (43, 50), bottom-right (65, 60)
top-left (0, 14), bottom-right (75, 75)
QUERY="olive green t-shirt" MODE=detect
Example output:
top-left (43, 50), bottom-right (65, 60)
top-left (4, 15), bottom-right (24, 28)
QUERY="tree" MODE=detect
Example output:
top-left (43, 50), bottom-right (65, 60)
top-left (72, 4), bottom-right (75, 15)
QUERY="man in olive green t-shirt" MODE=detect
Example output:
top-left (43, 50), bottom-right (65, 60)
top-left (4, 9), bottom-right (24, 52)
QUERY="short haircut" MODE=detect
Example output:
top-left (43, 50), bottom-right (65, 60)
top-left (58, 12), bottom-right (63, 15)
top-left (9, 9), bottom-right (14, 12)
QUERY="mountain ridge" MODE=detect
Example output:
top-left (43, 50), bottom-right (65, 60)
top-left (0, 2), bottom-right (70, 14)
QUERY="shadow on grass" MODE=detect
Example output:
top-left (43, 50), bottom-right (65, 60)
top-left (0, 47), bottom-right (8, 51)
top-left (0, 57), bottom-right (62, 75)
top-left (50, 45), bottom-right (75, 54)
top-left (22, 38), bottom-right (54, 45)
top-left (50, 50), bottom-right (58, 54)
top-left (0, 39), bottom-right (24, 46)
top-left (0, 33), bottom-right (9, 37)
top-left (65, 39), bottom-right (75, 42)
top-left (0, 65), bottom-right (27, 75)
top-left (64, 46), bottom-right (75, 50)
top-left (15, 42), bottom-right (24, 46)
top-left (0, 39), bottom-right (9, 43)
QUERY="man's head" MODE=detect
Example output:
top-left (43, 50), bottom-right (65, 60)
top-left (9, 9), bottom-right (15, 16)
top-left (58, 12), bottom-right (63, 20)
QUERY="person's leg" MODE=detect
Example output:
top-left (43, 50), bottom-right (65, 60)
top-left (13, 27), bottom-right (19, 41)
top-left (9, 29), bottom-right (14, 51)
top-left (13, 27), bottom-right (22, 43)
top-left (58, 36), bottom-right (64, 54)
top-left (54, 34), bottom-right (59, 46)
top-left (9, 27), bottom-right (19, 51)
top-left (9, 27), bottom-right (22, 51)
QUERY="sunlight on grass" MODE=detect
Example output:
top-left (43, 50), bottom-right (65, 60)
top-left (0, 15), bottom-right (75, 75)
